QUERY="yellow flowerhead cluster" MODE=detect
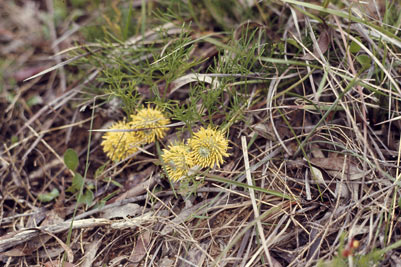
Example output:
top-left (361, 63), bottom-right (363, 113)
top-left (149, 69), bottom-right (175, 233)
top-left (130, 107), bottom-right (170, 143)
top-left (161, 126), bottom-right (230, 182)
top-left (188, 127), bottom-right (229, 168)
top-left (162, 144), bottom-right (194, 181)
top-left (102, 106), bottom-right (170, 161)
top-left (101, 121), bottom-right (143, 161)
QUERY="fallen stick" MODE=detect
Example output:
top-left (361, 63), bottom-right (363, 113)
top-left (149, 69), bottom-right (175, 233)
top-left (0, 218), bottom-right (110, 252)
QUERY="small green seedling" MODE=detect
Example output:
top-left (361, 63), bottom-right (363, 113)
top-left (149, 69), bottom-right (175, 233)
top-left (64, 148), bottom-right (94, 207)
top-left (38, 188), bottom-right (60, 203)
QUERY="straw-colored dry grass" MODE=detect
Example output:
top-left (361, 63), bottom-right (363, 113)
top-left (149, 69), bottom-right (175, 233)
top-left (2, 0), bottom-right (401, 266)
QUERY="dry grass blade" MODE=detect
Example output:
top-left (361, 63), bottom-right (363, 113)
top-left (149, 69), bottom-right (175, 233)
top-left (241, 136), bottom-right (273, 266)
top-left (23, 52), bottom-right (96, 82)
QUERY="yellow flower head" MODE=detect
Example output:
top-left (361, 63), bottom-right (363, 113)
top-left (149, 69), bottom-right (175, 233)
top-left (129, 107), bottom-right (170, 143)
top-left (101, 120), bottom-right (143, 161)
top-left (188, 127), bottom-right (230, 168)
top-left (162, 144), bottom-right (194, 181)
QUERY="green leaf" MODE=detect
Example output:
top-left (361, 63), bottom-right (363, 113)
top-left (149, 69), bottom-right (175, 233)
top-left (110, 179), bottom-right (123, 188)
top-left (78, 189), bottom-right (94, 206)
top-left (94, 163), bottom-right (106, 179)
top-left (26, 95), bottom-right (43, 107)
top-left (11, 135), bottom-right (18, 145)
top-left (38, 188), bottom-right (60, 202)
top-left (286, 38), bottom-right (301, 50)
top-left (356, 54), bottom-right (371, 68)
top-left (104, 176), bottom-right (123, 188)
top-left (64, 148), bottom-right (79, 171)
top-left (66, 173), bottom-right (84, 193)
top-left (93, 199), bottom-right (107, 210)
top-left (349, 38), bottom-right (361, 53)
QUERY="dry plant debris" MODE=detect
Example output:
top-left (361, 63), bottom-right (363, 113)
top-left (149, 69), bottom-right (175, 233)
top-left (2, 0), bottom-right (401, 266)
